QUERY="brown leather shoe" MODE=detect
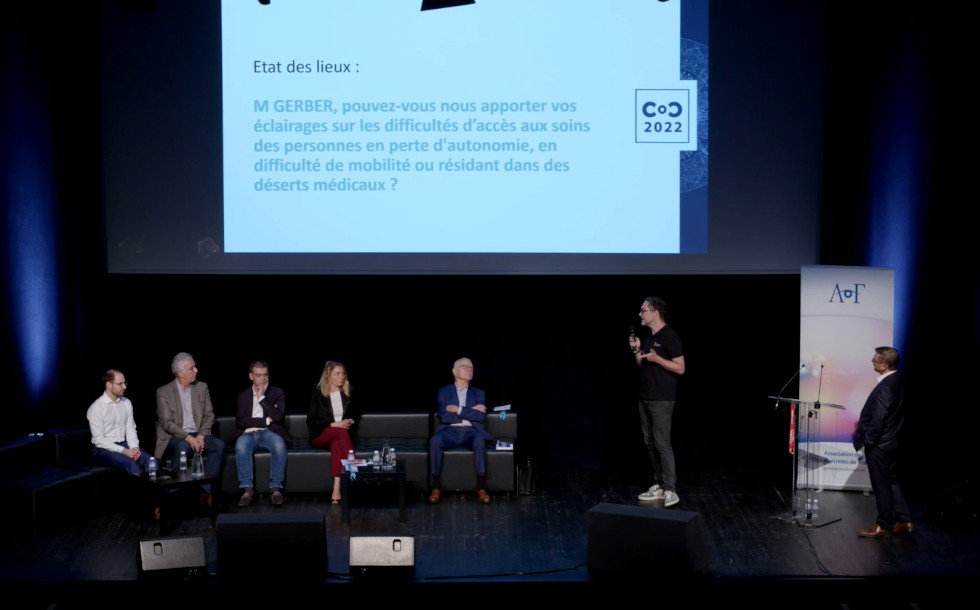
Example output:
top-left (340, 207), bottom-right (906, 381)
top-left (476, 489), bottom-right (491, 504)
top-left (427, 489), bottom-right (442, 504)
top-left (858, 524), bottom-right (891, 538)
top-left (892, 521), bottom-right (915, 534)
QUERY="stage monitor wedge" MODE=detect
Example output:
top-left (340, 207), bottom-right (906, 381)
top-left (216, 512), bottom-right (327, 583)
top-left (137, 535), bottom-right (208, 581)
top-left (587, 502), bottom-right (713, 575)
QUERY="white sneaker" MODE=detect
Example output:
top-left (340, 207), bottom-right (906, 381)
top-left (638, 484), bottom-right (665, 501)
top-left (664, 490), bottom-right (679, 507)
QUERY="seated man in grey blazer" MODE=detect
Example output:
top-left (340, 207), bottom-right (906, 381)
top-left (154, 352), bottom-right (225, 479)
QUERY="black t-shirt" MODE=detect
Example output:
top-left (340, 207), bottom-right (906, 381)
top-left (638, 325), bottom-right (683, 401)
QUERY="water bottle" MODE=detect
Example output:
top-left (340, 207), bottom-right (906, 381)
top-left (372, 450), bottom-right (381, 469)
top-left (192, 452), bottom-right (204, 480)
top-left (388, 447), bottom-right (396, 469)
top-left (812, 495), bottom-right (820, 519)
top-left (148, 456), bottom-right (158, 480)
top-left (179, 450), bottom-right (188, 471)
top-left (347, 449), bottom-right (355, 462)
top-left (382, 440), bottom-right (391, 469)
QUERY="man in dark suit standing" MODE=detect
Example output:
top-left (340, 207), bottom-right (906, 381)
top-left (852, 346), bottom-right (912, 538)
top-left (428, 357), bottom-right (494, 505)
top-left (154, 352), bottom-right (225, 478)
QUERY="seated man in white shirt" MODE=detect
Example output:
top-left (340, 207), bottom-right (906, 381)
top-left (87, 369), bottom-right (152, 475)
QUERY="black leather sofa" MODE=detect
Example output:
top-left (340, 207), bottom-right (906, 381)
top-left (1, 427), bottom-right (137, 536)
top-left (214, 413), bottom-right (431, 495)
top-left (214, 411), bottom-right (518, 496)
top-left (0, 408), bottom-right (518, 535)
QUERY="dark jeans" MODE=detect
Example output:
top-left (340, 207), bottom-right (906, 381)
top-left (638, 399), bottom-right (676, 491)
top-left (91, 441), bottom-right (151, 475)
top-left (165, 433), bottom-right (225, 478)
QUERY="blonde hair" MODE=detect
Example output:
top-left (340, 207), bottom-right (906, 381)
top-left (317, 360), bottom-right (350, 397)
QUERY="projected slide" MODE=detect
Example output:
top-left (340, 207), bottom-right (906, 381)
top-left (222, 0), bottom-right (700, 254)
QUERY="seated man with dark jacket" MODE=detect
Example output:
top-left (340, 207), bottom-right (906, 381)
top-left (428, 357), bottom-right (494, 505)
top-left (234, 360), bottom-right (292, 507)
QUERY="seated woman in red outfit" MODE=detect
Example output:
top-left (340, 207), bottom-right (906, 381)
top-left (307, 360), bottom-right (357, 504)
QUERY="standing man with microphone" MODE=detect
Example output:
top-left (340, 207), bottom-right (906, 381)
top-left (629, 297), bottom-right (685, 507)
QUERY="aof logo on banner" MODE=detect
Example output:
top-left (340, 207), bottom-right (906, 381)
top-left (797, 265), bottom-right (894, 492)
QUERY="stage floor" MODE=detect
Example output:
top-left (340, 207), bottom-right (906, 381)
top-left (2, 467), bottom-right (977, 606)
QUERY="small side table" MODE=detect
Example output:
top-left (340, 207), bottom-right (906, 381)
top-left (341, 463), bottom-right (406, 523)
top-left (147, 469), bottom-right (218, 535)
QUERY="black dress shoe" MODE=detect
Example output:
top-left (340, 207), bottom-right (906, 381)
top-left (858, 524), bottom-right (891, 538)
top-left (892, 521), bottom-right (915, 534)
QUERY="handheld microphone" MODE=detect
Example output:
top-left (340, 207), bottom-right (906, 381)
top-left (630, 325), bottom-right (638, 354)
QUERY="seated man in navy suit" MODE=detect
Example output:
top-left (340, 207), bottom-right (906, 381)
top-left (428, 357), bottom-right (494, 504)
